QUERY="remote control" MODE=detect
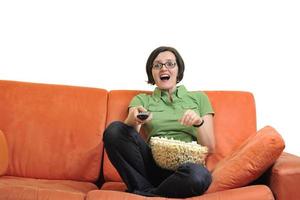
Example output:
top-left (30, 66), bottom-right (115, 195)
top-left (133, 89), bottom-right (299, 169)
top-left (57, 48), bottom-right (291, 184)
top-left (137, 112), bottom-right (150, 120)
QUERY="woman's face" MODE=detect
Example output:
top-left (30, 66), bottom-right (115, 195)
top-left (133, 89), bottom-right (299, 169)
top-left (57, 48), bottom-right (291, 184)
top-left (152, 51), bottom-right (178, 92)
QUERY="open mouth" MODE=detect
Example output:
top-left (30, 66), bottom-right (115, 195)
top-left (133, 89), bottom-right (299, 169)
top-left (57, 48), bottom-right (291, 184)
top-left (160, 74), bottom-right (170, 81)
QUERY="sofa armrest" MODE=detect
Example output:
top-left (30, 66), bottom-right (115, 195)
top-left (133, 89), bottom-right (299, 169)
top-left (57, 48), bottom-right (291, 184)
top-left (0, 129), bottom-right (9, 176)
top-left (267, 152), bottom-right (300, 200)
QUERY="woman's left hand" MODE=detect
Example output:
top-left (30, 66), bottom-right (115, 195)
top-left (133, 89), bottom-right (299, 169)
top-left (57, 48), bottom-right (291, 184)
top-left (179, 109), bottom-right (203, 127)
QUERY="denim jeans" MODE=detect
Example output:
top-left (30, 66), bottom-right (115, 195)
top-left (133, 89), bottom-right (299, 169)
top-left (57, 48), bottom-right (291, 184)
top-left (103, 121), bottom-right (212, 198)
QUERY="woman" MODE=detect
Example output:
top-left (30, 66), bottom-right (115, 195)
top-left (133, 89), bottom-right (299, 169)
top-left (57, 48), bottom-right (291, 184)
top-left (103, 46), bottom-right (215, 198)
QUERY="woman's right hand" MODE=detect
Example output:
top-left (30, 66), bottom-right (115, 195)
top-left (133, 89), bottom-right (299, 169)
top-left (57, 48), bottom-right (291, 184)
top-left (124, 106), bottom-right (152, 127)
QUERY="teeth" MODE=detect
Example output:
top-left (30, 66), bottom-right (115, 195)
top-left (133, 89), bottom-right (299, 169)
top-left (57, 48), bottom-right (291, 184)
top-left (160, 74), bottom-right (170, 80)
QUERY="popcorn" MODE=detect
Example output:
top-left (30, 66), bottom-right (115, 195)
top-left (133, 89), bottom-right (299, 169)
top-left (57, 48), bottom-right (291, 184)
top-left (149, 137), bottom-right (208, 171)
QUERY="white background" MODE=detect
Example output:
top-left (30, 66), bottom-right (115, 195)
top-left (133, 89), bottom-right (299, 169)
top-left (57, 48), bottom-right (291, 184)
top-left (1, 0), bottom-right (299, 156)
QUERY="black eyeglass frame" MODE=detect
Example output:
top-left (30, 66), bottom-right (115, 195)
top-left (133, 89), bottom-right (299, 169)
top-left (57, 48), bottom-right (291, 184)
top-left (152, 61), bottom-right (177, 70)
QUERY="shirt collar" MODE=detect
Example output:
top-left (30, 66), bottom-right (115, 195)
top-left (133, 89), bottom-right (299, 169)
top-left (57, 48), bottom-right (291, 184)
top-left (153, 85), bottom-right (188, 100)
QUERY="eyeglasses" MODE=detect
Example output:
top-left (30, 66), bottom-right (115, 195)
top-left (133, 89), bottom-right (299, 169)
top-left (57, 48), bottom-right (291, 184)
top-left (152, 61), bottom-right (177, 70)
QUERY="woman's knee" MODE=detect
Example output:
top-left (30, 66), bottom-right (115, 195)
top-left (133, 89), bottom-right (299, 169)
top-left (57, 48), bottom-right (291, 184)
top-left (178, 163), bottom-right (212, 195)
top-left (103, 121), bottom-right (127, 146)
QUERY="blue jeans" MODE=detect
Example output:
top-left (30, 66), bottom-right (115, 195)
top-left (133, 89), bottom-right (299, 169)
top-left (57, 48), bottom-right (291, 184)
top-left (103, 121), bottom-right (212, 198)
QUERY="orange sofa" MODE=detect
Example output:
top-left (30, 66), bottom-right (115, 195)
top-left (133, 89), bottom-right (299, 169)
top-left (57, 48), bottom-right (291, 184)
top-left (0, 80), bottom-right (299, 200)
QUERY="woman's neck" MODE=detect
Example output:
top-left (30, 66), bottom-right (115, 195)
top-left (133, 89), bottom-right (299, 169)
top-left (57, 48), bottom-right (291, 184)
top-left (167, 86), bottom-right (177, 102)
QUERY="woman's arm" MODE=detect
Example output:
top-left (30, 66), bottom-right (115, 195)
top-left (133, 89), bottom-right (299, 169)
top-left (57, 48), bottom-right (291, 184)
top-left (196, 114), bottom-right (215, 153)
top-left (179, 110), bottom-right (215, 153)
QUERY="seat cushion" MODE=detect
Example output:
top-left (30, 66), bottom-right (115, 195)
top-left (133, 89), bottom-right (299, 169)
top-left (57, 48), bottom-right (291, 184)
top-left (207, 126), bottom-right (285, 193)
top-left (0, 176), bottom-right (98, 200)
top-left (87, 185), bottom-right (274, 200)
top-left (101, 181), bottom-right (127, 192)
top-left (0, 187), bottom-right (85, 200)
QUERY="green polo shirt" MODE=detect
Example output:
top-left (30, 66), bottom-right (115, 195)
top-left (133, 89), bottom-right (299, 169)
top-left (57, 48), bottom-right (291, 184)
top-left (129, 85), bottom-right (214, 143)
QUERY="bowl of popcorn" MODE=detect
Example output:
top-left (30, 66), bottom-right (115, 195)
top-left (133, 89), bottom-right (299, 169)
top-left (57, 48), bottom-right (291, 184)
top-left (149, 137), bottom-right (208, 171)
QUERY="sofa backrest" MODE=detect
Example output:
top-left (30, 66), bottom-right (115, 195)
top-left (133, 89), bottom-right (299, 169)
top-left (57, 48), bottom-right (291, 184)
top-left (0, 80), bottom-right (108, 182)
top-left (103, 90), bottom-right (257, 182)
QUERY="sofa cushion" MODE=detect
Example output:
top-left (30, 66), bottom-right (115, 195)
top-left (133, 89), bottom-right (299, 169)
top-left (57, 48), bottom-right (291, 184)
top-left (206, 126), bottom-right (285, 193)
top-left (0, 175), bottom-right (98, 200)
top-left (0, 80), bottom-right (108, 181)
top-left (204, 91), bottom-right (257, 170)
top-left (0, 186), bottom-right (85, 200)
top-left (101, 181), bottom-right (127, 192)
top-left (0, 130), bottom-right (8, 176)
